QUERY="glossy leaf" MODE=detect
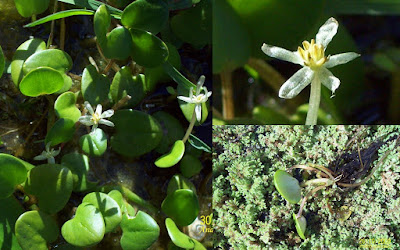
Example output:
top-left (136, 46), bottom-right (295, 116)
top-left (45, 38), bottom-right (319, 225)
top-left (56, 73), bottom-right (73, 94)
top-left (45, 118), bottom-right (76, 146)
top-left (0, 153), bottom-right (29, 198)
top-left (120, 211), bottom-right (160, 250)
top-left (162, 62), bottom-right (196, 90)
top-left (58, 0), bottom-right (122, 17)
top-left (155, 140), bottom-right (185, 168)
top-left (61, 202), bottom-right (105, 247)
top-left (107, 190), bottom-right (125, 211)
top-left (130, 28), bottom-right (169, 67)
top-left (54, 92), bottom-right (81, 123)
top-left (11, 38), bottom-right (46, 86)
top-left (179, 154), bottom-right (203, 178)
top-left (165, 218), bottom-right (195, 249)
top-left (188, 134), bottom-right (211, 153)
top-left (162, 189), bottom-right (199, 226)
top-left (0, 196), bottom-right (24, 250)
top-left (81, 64), bottom-right (110, 105)
top-left (15, 211), bottom-right (58, 250)
top-left (19, 67), bottom-right (64, 97)
top-left (293, 213), bottom-right (307, 240)
top-left (0, 45), bottom-right (4, 78)
top-left (273, 170), bottom-right (301, 204)
top-left (166, 174), bottom-right (196, 195)
top-left (79, 128), bottom-right (108, 157)
top-left (61, 152), bottom-right (97, 192)
top-left (23, 49), bottom-right (73, 74)
top-left (122, 0), bottom-right (169, 34)
top-left (110, 110), bottom-right (162, 157)
top-left (14, 0), bottom-right (50, 17)
top-left (110, 67), bottom-right (146, 107)
top-left (24, 9), bottom-right (94, 27)
top-left (153, 111), bottom-right (185, 154)
top-left (25, 164), bottom-right (73, 214)
top-left (83, 192), bottom-right (122, 233)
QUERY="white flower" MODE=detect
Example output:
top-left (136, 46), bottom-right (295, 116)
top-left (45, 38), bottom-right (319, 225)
top-left (34, 142), bottom-right (60, 164)
top-left (78, 101), bottom-right (114, 132)
top-left (261, 17), bottom-right (360, 99)
top-left (177, 75), bottom-right (212, 122)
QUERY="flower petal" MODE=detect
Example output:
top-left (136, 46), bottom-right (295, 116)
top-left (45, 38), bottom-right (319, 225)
top-left (324, 52), bottom-right (360, 68)
top-left (279, 67), bottom-right (314, 99)
top-left (84, 101), bottom-right (94, 115)
top-left (34, 154), bottom-right (47, 161)
top-left (195, 104), bottom-right (202, 122)
top-left (318, 67), bottom-right (340, 94)
top-left (261, 44), bottom-right (303, 65)
top-left (315, 17), bottom-right (338, 49)
top-left (79, 116), bottom-right (94, 126)
top-left (99, 119), bottom-right (115, 127)
top-left (95, 104), bottom-right (102, 115)
top-left (101, 109), bottom-right (114, 119)
top-left (177, 96), bottom-right (194, 103)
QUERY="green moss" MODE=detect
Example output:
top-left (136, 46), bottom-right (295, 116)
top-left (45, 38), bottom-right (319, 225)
top-left (213, 125), bottom-right (400, 249)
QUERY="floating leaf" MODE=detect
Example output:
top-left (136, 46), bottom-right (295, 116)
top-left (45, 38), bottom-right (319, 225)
top-left (83, 192), bottom-right (122, 233)
top-left (0, 196), bottom-right (24, 250)
top-left (19, 67), bottom-right (64, 97)
top-left (107, 190), bottom-right (125, 211)
top-left (293, 213), bottom-right (306, 240)
top-left (153, 111), bottom-right (185, 154)
top-left (23, 49), bottom-right (73, 74)
top-left (155, 140), bottom-right (185, 168)
top-left (165, 218), bottom-right (195, 249)
top-left (120, 211), bottom-right (160, 250)
top-left (110, 67), bottom-right (146, 107)
top-left (45, 118), bottom-right (76, 146)
top-left (110, 110), bottom-right (162, 157)
top-left (56, 74), bottom-right (73, 94)
top-left (162, 189), bottom-right (199, 226)
top-left (122, 0), bottom-right (169, 34)
top-left (166, 174), bottom-right (196, 195)
top-left (179, 154), bottom-right (203, 178)
top-left (54, 92), bottom-right (81, 123)
top-left (15, 211), bottom-right (59, 250)
top-left (273, 170), bottom-right (301, 204)
top-left (25, 164), bottom-right (73, 214)
top-left (79, 128), bottom-right (108, 157)
top-left (81, 64), bottom-right (111, 105)
top-left (61, 202), bottom-right (105, 247)
top-left (14, 0), bottom-right (50, 17)
top-left (0, 153), bottom-right (30, 198)
top-left (61, 152), bottom-right (97, 192)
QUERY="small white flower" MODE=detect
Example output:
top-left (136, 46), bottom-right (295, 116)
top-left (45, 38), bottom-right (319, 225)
top-left (261, 17), bottom-right (360, 99)
top-left (78, 101), bottom-right (114, 132)
top-left (34, 142), bottom-right (60, 164)
top-left (177, 75), bottom-right (212, 122)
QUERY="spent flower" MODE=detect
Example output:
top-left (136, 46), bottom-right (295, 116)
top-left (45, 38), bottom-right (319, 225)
top-left (34, 142), bottom-right (60, 164)
top-left (79, 101), bottom-right (114, 132)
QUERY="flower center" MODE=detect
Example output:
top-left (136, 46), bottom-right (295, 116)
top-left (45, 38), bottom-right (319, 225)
top-left (194, 94), bottom-right (205, 103)
top-left (91, 113), bottom-right (100, 124)
top-left (297, 39), bottom-right (328, 69)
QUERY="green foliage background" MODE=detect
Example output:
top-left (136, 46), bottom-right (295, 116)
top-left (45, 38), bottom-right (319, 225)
top-left (213, 125), bottom-right (400, 249)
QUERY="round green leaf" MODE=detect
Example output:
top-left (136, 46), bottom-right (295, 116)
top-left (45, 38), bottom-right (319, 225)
top-left (0, 196), bottom-right (24, 250)
top-left (61, 202), bottom-right (105, 247)
top-left (161, 189), bottom-right (199, 226)
top-left (293, 213), bottom-right (307, 240)
top-left (273, 170), bottom-right (301, 204)
top-left (82, 192), bottom-right (122, 233)
top-left (171, 0), bottom-right (211, 47)
top-left (56, 73), bottom-right (73, 94)
top-left (61, 152), bottom-right (97, 192)
top-left (167, 174), bottom-right (196, 195)
top-left (110, 67), bottom-right (146, 107)
top-left (0, 45), bottom-right (4, 78)
top-left (15, 211), bottom-right (58, 250)
top-left (25, 164), bottom-right (73, 214)
top-left (177, 84), bottom-right (208, 124)
top-left (81, 64), bottom-right (111, 105)
top-left (11, 38), bottom-right (46, 86)
top-left (23, 49), bottom-right (73, 74)
top-left (179, 154), bottom-right (203, 178)
top-left (54, 92), bottom-right (81, 123)
top-left (110, 110), bottom-right (162, 157)
top-left (120, 211), bottom-right (160, 250)
top-left (79, 128), bottom-right (108, 157)
top-left (0, 154), bottom-right (29, 198)
top-left (122, 0), bottom-right (169, 34)
top-left (155, 140), bottom-right (185, 168)
top-left (165, 218), bottom-right (195, 249)
top-left (45, 118), bottom-right (76, 146)
top-left (130, 28), bottom-right (169, 67)
top-left (153, 111), bottom-right (184, 154)
top-left (14, 0), bottom-right (50, 17)
top-left (19, 67), bottom-right (64, 97)
top-left (107, 190), bottom-right (125, 211)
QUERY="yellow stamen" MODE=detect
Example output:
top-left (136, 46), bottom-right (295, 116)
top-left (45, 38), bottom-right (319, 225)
top-left (297, 39), bottom-right (328, 69)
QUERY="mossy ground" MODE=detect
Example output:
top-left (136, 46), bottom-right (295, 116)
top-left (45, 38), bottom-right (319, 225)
top-left (213, 125), bottom-right (400, 249)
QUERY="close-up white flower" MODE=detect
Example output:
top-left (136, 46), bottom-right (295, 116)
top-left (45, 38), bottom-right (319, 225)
top-left (261, 17), bottom-right (360, 125)
top-left (78, 101), bottom-right (114, 132)
top-left (33, 142), bottom-right (61, 164)
top-left (177, 75), bottom-right (212, 122)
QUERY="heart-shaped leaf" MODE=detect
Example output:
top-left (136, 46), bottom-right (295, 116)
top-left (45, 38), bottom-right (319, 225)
top-left (11, 38), bottom-right (46, 86)
top-left (81, 64), bottom-right (111, 105)
top-left (273, 170), bottom-right (301, 204)
top-left (120, 211), bottom-right (160, 250)
top-left (82, 192), bottom-right (122, 233)
top-left (61, 152), bottom-right (97, 192)
top-left (110, 67), bottom-right (146, 107)
top-left (155, 140), bottom-right (185, 168)
top-left (14, 0), bottom-right (50, 17)
top-left (167, 174), bottom-right (196, 195)
top-left (121, 0), bottom-right (169, 34)
top-left (107, 190), bottom-right (125, 211)
top-left (25, 164), bottom-right (73, 214)
top-left (15, 211), bottom-right (59, 250)
top-left (110, 110), bottom-right (162, 157)
top-left (54, 92), bottom-right (81, 123)
top-left (45, 118), bottom-right (76, 146)
top-left (162, 189), bottom-right (199, 226)
top-left (79, 128), bottom-right (108, 157)
top-left (19, 67), bottom-right (64, 97)
top-left (165, 218), bottom-right (195, 249)
top-left (293, 213), bottom-right (307, 240)
top-left (130, 28), bottom-right (169, 67)
top-left (0, 196), bottom-right (24, 249)
top-left (23, 49), bottom-right (72, 74)
top-left (61, 202), bottom-right (105, 247)
top-left (179, 154), bottom-right (203, 178)
top-left (153, 111), bottom-right (184, 154)
top-left (0, 154), bottom-right (30, 198)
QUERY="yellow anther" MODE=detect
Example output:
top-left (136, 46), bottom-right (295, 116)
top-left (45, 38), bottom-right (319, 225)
top-left (297, 39), bottom-right (328, 69)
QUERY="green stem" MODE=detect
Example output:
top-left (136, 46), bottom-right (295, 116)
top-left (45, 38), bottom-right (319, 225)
top-left (306, 75), bottom-right (321, 125)
top-left (182, 109), bottom-right (197, 143)
top-left (297, 185), bottom-right (326, 218)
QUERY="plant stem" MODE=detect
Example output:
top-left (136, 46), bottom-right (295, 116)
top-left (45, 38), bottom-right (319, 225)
top-left (305, 75), bottom-right (321, 125)
top-left (297, 185), bottom-right (326, 218)
top-left (182, 109), bottom-right (197, 143)
top-left (220, 69), bottom-right (234, 120)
